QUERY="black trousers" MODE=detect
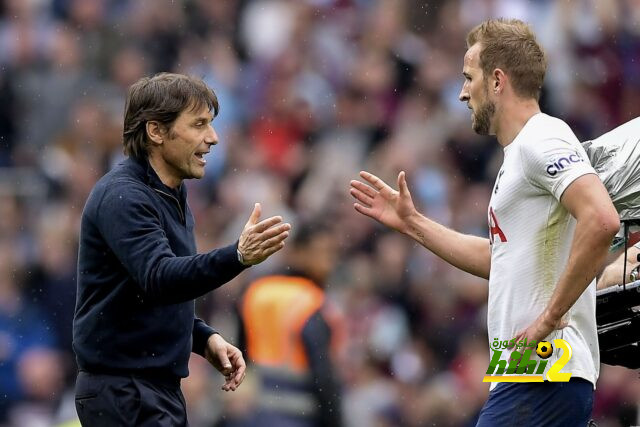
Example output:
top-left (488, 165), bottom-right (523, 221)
top-left (75, 371), bottom-right (188, 427)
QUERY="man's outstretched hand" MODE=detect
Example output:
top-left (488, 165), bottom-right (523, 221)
top-left (350, 171), bottom-right (417, 233)
top-left (237, 203), bottom-right (291, 266)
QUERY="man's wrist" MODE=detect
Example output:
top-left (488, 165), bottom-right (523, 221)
top-left (206, 331), bottom-right (220, 347)
top-left (542, 307), bottom-right (564, 326)
top-left (404, 211), bottom-right (424, 237)
top-left (237, 248), bottom-right (248, 266)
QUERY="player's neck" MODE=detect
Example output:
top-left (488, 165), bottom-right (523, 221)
top-left (494, 97), bottom-right (541, 147)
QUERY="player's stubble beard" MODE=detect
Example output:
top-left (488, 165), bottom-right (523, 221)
top-left (472, 83), bottom-right (495, 136)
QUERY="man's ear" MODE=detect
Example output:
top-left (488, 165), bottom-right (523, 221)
top-left (146, 121), bottom-right (165, 146)
top-left (492, 68), bottom-right (506, 94)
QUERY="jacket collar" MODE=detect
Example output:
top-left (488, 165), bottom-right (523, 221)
top-left (126, 155), bottom-right (186, 202)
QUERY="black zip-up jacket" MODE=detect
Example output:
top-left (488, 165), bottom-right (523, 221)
top-left (73, 156), bottom-right (247, 380)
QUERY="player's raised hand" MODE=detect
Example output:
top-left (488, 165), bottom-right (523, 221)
top-left (237, 203), bottom-right (290, 265)
top-left (350, 171), bottom-right (417, 233)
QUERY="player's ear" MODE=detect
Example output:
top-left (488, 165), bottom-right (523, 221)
top-left (492, 68), bottom-right (506, 95)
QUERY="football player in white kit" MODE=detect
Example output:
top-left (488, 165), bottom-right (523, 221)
top-left (350, 19), bottom-right (620, 426)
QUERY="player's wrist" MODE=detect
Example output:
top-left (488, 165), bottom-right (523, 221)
top-left (403, 211), bottom-right (423, 234)
top-left (541, 307), bottom-right (564, 327)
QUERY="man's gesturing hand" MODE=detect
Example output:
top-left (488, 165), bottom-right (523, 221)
top-left (350, 171), bottom-right (417, 233)
top-left (204, 334), bottom-right (246, 392)
top-left (237, 203), bottom-right (291, 266)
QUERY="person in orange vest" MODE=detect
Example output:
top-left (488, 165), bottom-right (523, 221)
top-left (238, 222), bottom-right (344, 427)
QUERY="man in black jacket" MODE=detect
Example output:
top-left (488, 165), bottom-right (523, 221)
top-left (73, 73), bottom-right (291, 426)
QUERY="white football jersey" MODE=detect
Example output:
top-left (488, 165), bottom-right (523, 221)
top-left (487, 113), bottom-right (599, 389)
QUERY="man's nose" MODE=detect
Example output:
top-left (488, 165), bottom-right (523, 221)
top-left (205, 125), bottom-right (218, 145)
top-left (459, 87), bottom-right (469, 102)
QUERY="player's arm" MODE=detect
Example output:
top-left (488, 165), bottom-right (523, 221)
top-left (404, 213), bottom-right (491, 279)
top-left (544, 174), bottom-right (619, 325)
top-left (512, 173), bottom-right (619, 343)
top-left (597, 245), bottom-right (640, 289)
top-left (350, 171), bottom-right (491, 279)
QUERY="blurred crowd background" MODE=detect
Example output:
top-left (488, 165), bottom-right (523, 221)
top-left (1, 0), bottom-right (640, 426)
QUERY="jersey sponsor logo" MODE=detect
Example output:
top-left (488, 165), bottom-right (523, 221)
top-left (488, 206), bottom-right (507, 244)
top-left (545, 152), bottom-right (584, 176)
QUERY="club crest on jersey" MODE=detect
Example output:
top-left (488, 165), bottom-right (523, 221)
top-left (545, 152), bottom-right (584, 176)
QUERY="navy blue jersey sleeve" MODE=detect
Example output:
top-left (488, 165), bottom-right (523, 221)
top-left (95, 183), bottom-right (247, 304)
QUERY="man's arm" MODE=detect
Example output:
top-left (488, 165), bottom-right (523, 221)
top-left (192, 317), bottom-right (217, 357)
top-left (98, 186), bottom-right (289, 304)
top-left (598, 246), bottom-right (640, 290)
top-left (350, 171), bottom-right (491, 279)
top-left (513, 174), bottom-right (619, 342)
top-left (404, 213), bottom-right (492, 279)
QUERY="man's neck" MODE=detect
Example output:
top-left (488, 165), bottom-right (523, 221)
top-left (494, 97), bottom-right (541, 147)
top-left (148, 154), bottom-right (182, 189)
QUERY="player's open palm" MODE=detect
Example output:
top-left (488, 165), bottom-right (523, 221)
top-left (238, 203), bottom-right (291, 265)
top-left (350, 171), bottom-right (417, 233)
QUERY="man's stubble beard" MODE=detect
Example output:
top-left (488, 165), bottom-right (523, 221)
top-left (472, 98), bottom-right (495, 135)
top-left (472, 81), bottom-right (495, 135)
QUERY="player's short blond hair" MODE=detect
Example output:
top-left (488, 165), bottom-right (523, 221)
top-left (467, 19), bottom-right (547, 101)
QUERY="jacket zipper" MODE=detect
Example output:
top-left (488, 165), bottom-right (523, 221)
top-left (153, 188), bottom-right (185, 224)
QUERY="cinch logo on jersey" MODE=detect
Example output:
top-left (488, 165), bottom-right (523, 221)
top-left (483, 339), bottom-right (573, 383)
top-left (545, 152), bottom-right (584, 176)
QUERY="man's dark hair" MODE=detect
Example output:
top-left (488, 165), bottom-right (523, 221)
top-left (123, 73), bottom-right (219, 159)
